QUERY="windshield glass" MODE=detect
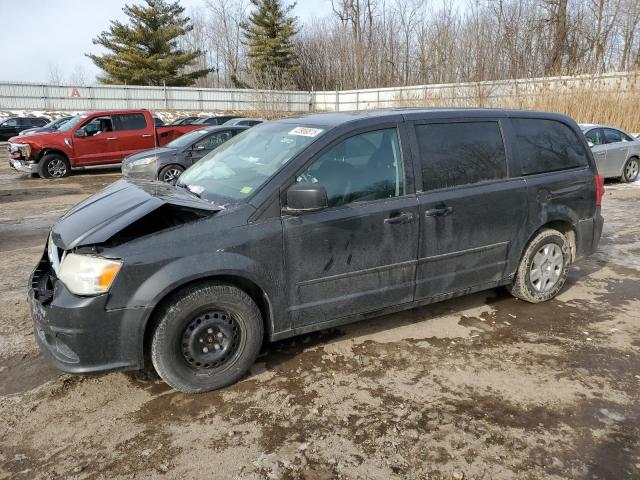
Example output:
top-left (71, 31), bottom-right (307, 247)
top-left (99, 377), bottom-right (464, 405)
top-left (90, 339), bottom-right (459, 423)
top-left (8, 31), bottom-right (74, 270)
top-left (57, 115), bottom-right (85, 132)
top-left (166, 128), bottom-right (209, 148)
top-left (177, 123), bottom-right (325, 202)
top-left (193, 118), bottom-right (209, 124)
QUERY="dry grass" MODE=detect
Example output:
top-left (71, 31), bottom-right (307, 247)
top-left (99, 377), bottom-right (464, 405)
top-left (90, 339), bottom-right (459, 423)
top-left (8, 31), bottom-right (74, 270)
top-left (395, 72), bottom-right (640, 133)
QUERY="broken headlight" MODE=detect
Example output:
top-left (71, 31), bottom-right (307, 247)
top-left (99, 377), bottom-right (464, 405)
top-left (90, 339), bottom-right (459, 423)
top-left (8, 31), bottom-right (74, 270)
top-left (58, 253), bottom-right (122, 296)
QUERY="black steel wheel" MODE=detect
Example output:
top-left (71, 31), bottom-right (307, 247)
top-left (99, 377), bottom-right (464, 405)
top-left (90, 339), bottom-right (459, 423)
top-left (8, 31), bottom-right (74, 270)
top-left (151, 283), bottom-right (264, 393)
top-left (181, 310), bottom-right (241, 370)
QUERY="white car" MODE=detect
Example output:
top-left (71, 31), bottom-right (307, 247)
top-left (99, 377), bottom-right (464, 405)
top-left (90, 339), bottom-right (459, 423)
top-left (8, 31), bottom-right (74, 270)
top-left (580, 124), bottom-right (640, 182)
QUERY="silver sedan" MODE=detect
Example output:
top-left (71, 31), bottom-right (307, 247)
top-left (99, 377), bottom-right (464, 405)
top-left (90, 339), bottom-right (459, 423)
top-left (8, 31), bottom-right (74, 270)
top-left (580, 124), bottom-right (640, 182)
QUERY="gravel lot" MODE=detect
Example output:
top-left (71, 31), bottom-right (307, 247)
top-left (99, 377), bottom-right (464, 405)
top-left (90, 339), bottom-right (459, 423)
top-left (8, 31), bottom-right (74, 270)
top-left (0, 144), bottom-right (639, 480)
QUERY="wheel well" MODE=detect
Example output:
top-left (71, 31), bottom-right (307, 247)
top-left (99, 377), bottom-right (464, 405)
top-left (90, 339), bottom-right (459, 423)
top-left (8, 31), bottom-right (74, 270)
top-left (535, 220), bottom-right (577, 263)
top-left (39, 149), bottom-right (69, 162)
top-left (142, 275), bottom-right (273, 368)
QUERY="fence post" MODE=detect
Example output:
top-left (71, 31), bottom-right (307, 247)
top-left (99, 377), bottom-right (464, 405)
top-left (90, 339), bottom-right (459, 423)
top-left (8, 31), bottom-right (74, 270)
top-left (163, 81), bottom-right (168, 110)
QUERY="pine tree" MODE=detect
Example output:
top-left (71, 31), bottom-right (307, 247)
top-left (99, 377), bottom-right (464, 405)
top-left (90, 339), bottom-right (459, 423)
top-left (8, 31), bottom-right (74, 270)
top-left (242, 0), bottom-right (298, 87)
top-left (87, 0), bottom-right (210, 86)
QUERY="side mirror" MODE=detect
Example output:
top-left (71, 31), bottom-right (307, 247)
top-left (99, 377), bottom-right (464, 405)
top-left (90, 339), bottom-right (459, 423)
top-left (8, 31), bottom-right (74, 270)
top-left (75, 129), bottom-right (87, 138)
top-left (283, 183), bottom-right (328, 214)
top-left (587, 140), bottom-right (594, 148)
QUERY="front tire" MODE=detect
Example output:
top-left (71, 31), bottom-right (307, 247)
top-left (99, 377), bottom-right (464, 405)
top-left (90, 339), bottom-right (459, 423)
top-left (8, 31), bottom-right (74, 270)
top-left (38, 153), bottom-right (71, 179)
top-left (151, 283), bottom-right (264, 393)
top-left (158, 164), bottom-right (184, 183)
top-left (621, 157), bottom-right (639, 183)
top-left (509, 229), bottom-right (570, 303)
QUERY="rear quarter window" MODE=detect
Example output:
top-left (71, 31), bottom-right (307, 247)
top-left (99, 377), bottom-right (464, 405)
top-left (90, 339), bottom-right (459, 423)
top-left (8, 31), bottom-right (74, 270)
top-left (114, 113), bottom-right (147, 131)
top-left (512, 119), bottom-right (589, 175)
top-left (415, 121), bottom-right (507, 191)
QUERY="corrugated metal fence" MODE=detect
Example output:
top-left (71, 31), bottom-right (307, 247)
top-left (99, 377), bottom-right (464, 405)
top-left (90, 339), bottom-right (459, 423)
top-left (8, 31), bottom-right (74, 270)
top-left (0, 71), bottom-right (637, 113)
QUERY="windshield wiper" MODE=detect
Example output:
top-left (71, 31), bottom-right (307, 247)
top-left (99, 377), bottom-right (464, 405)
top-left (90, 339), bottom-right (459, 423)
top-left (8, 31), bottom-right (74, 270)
top-left (176, 182), bottom-right (206, 199)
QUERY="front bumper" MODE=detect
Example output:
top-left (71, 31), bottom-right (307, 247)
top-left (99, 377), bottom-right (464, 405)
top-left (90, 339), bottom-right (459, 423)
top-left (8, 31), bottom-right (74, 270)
top-left (28, 254), bottom-right (152, 374)
top-left (9, 158), bottom-right (35, 173)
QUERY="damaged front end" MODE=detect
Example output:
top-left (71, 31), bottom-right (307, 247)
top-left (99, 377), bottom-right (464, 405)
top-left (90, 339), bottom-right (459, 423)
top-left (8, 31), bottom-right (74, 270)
top-left (28, 178), bottom-right (225, 373)
top-left (7, 142), bottom-right (36, 173)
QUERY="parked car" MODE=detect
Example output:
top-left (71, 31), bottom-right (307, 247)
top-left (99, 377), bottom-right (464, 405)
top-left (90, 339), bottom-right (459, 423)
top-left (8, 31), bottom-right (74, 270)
top-left (28, 109), bottom-right (603, 393)
top-left (0, 117), bottom-right (49, 141)
top-left (170, 116), bottom-right (200, 125)
top-left (19, 116), bottom-right (75, 137)
top-left (580, 124), bottom-right (640, 182)
top-left (193, 115), bottom-right (240, 126)
top-left (122, 125), bottom-right (248, 182)
top-left (222, 117), bottom-right (265, 127)
top-left (7, 110), bottom-right (202, 178)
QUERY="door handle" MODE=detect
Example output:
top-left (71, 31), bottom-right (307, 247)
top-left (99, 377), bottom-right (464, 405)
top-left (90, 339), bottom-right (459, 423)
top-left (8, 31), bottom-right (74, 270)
top-left (384, 212), bottom-right (414, 225)
top-left (142, 134), bottom-right (152, 138)
top-left (425, 206), bottom-right (453, 217)
top-left (106, 137), bottom-right (117, 141)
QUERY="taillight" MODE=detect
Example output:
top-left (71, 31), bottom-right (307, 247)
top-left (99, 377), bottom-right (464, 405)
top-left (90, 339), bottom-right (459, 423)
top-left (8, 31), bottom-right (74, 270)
top-left (594, 174), bottom-right (604, 206)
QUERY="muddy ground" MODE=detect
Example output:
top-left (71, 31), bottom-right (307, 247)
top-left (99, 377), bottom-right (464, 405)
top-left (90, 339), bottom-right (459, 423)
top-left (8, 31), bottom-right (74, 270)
top-left (0, 145), bottom-right (638, 480)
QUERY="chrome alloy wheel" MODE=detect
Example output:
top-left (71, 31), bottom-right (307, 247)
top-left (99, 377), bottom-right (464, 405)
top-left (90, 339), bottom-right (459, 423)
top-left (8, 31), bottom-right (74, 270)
top-left (47, 158), bottom-right (67, 178)
top-left (624, 158), bottom-right (639, 182)
top-left (529, 243), bottom-right (564, 293)
top-left (162, 167), bottom-right (183, 183)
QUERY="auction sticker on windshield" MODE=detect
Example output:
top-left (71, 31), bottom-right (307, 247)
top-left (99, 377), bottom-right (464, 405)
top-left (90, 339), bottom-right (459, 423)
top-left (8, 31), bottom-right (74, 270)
top-left (288, 127), bottom-right (323, 137)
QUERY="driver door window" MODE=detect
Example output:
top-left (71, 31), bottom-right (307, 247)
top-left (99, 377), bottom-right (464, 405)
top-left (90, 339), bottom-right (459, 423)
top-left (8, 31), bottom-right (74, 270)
top-left (297, 129), bottom-right (404, 207)
top-left (195, 131), bottom-right (232, 151)
top-left (585, 128), bottom-right (605, 146)
top-left (82, 117), bottom-right (113, 137)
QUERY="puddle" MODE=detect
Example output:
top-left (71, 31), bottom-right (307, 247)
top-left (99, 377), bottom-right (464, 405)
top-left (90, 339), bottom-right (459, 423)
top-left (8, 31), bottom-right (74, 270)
top-left (0, 353), bottom-right (60, 395)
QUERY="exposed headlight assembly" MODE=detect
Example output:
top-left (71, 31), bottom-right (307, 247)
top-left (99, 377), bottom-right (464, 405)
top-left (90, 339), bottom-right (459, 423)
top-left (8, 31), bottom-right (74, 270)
top-left (9, 142), bottom-right (31, 158)
top-left (58, 253), bottom-right (122, 296)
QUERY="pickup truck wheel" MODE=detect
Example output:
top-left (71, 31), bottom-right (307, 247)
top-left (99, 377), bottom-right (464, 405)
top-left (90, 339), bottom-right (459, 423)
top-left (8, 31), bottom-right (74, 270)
top-left (151, 283), bottom-right (264, 393)
top-left (38, 154), bottom-right (71, 179)
top-left (158, 164), bottom-right (184, 183)
top-left (509, 229), bottom-right (570, 303)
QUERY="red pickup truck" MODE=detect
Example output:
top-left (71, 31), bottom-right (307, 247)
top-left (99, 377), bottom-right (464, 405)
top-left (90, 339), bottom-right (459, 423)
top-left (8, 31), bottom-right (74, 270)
top-left (7, 109), bottom-right (201, 178)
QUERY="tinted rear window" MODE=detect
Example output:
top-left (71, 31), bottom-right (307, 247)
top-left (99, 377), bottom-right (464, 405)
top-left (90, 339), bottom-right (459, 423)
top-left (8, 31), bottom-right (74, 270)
top-left (416, 121), bottom-right (507, 191)
top-left (512, 119), bottom-right (589, 175)
top-left (113, 113), bottom-right (147, 131)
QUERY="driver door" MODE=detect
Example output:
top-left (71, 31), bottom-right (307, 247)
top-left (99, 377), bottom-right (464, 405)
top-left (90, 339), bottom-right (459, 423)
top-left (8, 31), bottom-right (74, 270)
top-left (282, 125), bottom-right (419, 329)
top-left (73, 116), bottom-right (118, 165)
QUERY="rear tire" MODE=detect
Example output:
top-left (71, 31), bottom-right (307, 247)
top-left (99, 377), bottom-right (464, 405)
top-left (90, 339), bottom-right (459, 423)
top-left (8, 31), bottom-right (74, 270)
top-left (38, 153), bottom-right (70, 179)
top-left (151, 283), bottom-right (264, 393)
top-left (158, 164), bottom-right (184, 183)
top-left (509, 229), bottom-right (570, 303)
top-left (621, 157), bottom-right (639, 183)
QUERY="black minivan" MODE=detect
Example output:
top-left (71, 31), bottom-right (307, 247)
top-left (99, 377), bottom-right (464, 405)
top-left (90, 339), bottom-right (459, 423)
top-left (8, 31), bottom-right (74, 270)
top-left (29, 109), bottom-right (604, 393)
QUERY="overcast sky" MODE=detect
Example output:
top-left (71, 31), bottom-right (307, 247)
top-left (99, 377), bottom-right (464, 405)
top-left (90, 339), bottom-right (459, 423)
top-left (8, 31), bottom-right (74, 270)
top-left (0, 0), bottom-right (324, 83)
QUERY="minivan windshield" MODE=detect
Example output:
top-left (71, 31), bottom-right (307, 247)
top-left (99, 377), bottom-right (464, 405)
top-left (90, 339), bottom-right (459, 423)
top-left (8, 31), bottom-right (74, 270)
top-left (166, 128), bottom-right (210, 149)
top-left (177, 122), bottom-right (324, 201)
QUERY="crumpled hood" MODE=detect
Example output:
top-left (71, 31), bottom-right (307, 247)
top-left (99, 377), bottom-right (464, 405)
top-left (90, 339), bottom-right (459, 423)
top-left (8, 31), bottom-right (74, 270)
top-left (51, 179), bottom-right (223, 250)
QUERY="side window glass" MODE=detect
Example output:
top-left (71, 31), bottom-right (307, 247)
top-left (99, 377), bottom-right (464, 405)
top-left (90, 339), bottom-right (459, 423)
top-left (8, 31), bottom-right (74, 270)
top-left (82, 117), bottom-right (113, 137)
top-left (3, 119), bottom-right (18, 127)
top-left (114, 113), bottom-right (147, 131)
top-left (603, 128), bottom-right (622, 143)
top-left (512, 119), bottom-right (589, 175)
top-left (416, 121), bottom-right (507, 190)
top-left (195, 132), bottom-right (231, 150)
top-left (585, 129), bottom-right (604, 145)
top-left (297, 128), bottom-right (404, 207)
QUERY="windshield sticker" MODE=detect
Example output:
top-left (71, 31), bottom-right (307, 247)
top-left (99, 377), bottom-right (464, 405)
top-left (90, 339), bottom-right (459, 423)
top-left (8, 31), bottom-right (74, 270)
top-left (240, 186), bottom-right (253, 194)
top-left (288, 127), bottom-right (323, 137)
